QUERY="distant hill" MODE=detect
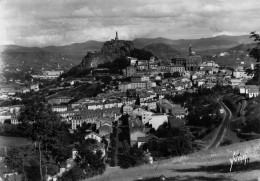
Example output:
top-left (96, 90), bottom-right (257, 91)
top-left (142, 43), bottom-right (180, 59)
top-left (226, 43), bottom-right (257, 55)
top-left (0, 41), bottom-right (103, 71)
top-left (133, 35), bottom-right (253, 55)
top-left (42, 40), bottom-right (103, 55)
top-left (210, 43), bottom-right (258, 67)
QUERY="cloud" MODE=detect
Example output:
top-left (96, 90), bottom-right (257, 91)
top-left (1, 0), bottom-right (260, 47)
top-left (212, 31), bottom-right (247, 37)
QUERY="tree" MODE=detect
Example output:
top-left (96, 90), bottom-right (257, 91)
top-left (146, 125), bottom-right (194, 157)
top-left (130, 48), bottom-right (153, 60)
top-left (164, 73), bottom-right (172, 79)
top-left (135, 95), bottom-right (141, 106)
top-left (118, 144), bottom-right (148, 169)
top-left (5, 145), bottom-right (58, 181)
top-left (18, 97), bottom-right (72, 165)
top-left (4, 119), bottom-right (11, 124)
top-left (58, 166), bottom-right (86, 181)
top-left (172, 72), bottom-right (181, 78)
top-left (74, 139), bottom-right (106, 178)
top-left (249, 31), bottom-right (260, 83)
top-left (97, 57), bottom-right (130, 74)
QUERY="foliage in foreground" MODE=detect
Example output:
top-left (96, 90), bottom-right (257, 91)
top-left (144, 125), bottom-right (194, 157)
top-left (59, 139), bottom-right (106, 181)
top-left (18, 97), bottom-right (72, 164)
top-left (5, 145), bottom-right (58, 181)
top-left (118, 144), bottom-right (149, 169)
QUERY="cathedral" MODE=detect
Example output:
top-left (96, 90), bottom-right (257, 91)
top-left (171, 44), bottom-right (202, 71)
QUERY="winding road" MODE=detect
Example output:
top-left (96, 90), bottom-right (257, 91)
top-left (207, 100), bottom-right (232, 149)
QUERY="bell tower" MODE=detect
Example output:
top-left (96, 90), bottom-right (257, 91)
top-left (189, 44), bottom-right (192, 56)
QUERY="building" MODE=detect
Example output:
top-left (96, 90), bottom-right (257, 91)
top-left (47, 96), bottom-right (73, 105)
top-left (131, 82), bottom-right (147, 89)
top-left (118, 83), bottom-right (131, 92)
top-left (229, 79), bottom-right (242, 87)
top-left (171, 45), bottom-right (202, 71)
top-left (148, 114), bottom-right (168, 130)
top-left (137, 135), bottom-right (158, 148)
top-left (0, 111), bottom-right (11, 124)
top-left (123, 105), bottom-right (134, 115)
top-left (123, 66), bottom-right (136, 77)
top-left (71, 108), bottom-right (120, 130)
top-left (132, 108), bottom-right (154, 124)
top-left (239, 85), bottom-right (259, 98)
top-left (30, 84), bottom-right (39, 92)
top-left (127, 57), bottom-right (138, 66)
top-left (0, 105), bottom-right (24, 124)
top-left (166, 65), bottom-right (185, 74)
top-left (131, 75), bottom-right (150, 82)
top-left (136, 64), bottom-right (149, 70)
top-left (233, 66), bottom-right (252, 79)
top-left (52, 105), bottom-right (68, 112)
top-left (43, 70), bottom-right (64, 79)
top-left (130, 127), bottom-right (146, 146)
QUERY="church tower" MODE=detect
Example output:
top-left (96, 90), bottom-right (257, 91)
top-left (189, 44), bottom-right (193, 56)
top-left (189, 44), bottom-right (196, 56)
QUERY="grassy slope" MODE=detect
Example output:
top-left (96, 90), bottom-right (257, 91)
top-left (86, 139), bottom-right (260, 181)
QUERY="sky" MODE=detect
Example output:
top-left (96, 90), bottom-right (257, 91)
top-left (0, 0), bottom-right (260, 47)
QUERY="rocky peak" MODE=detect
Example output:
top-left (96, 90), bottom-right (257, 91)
top-left (80, 38), bottom-right (134, 68)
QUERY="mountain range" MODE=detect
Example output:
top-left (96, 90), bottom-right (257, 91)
top-left (0, 35), bottom-right (254, 71)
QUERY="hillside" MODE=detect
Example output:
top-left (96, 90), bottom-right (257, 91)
top-left (79, 39), bottom-right (134, 68)
top-left (86, 139), bottom-right (260, 181)
top-left (0, 41), bottom-right (103, 71)
top-left (210, 43), bottom-right (258, 67)
top-left (0, 35), bottom-right (255, 72)
top-left (142, 43), bottom-right (180, 59)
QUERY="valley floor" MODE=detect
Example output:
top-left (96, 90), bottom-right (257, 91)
top-left (86, 139), bottom-right (260, 181)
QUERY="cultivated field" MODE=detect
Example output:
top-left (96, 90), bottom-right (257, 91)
top-left (86, 139), bottom-right (260, 181)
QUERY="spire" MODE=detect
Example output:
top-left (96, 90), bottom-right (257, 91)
top-left (115, 31), bottom-right (118, 41)
top-left (189, 43), bottom-right (192, 56)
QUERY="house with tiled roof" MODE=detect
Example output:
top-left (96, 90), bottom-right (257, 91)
top-left (96, 117), bottom-right (114, 129)
top-left (137, 134), bottom-right (158, 148)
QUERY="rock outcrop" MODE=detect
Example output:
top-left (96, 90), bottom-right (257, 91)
top-left (80, 39), bottom-right (134, 68)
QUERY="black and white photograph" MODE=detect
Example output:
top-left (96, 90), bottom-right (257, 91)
top-left (0, 0), bottom-right (260, 180)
